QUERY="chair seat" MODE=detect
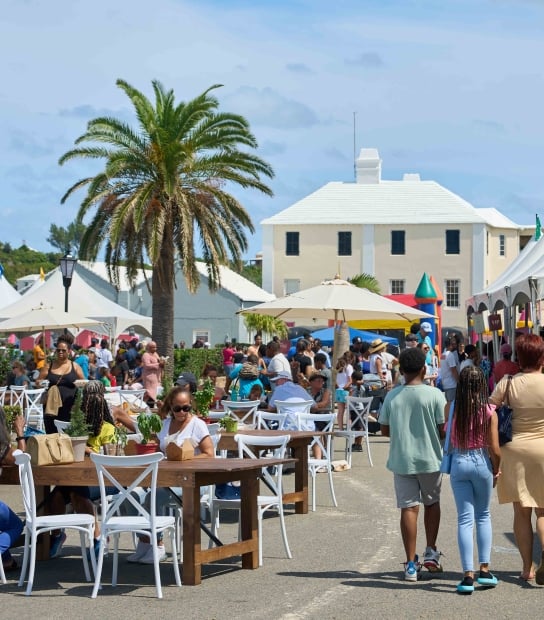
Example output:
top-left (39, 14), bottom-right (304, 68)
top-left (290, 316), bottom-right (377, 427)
top-left (308, 457), bottom-right (329, 468)
top-left (31, 513), bottom-right (95, 529)
top-left (335, 430), bottom-right (367, 438)
top-left (105, 515), bottom-right (175, 531)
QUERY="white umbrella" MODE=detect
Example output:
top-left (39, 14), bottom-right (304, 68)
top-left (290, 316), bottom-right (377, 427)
top-left (0, 304), bottom-right (103, 333)
top-left (240, 276), bottom-right (433, 323)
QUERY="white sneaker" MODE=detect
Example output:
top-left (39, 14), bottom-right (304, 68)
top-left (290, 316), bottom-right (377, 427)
top-left (127, 541), bottom-right (150, 563)
top-left (423, 546), bottom-right (443, 572)
top-left (139, 545), bottom-right (167, 564)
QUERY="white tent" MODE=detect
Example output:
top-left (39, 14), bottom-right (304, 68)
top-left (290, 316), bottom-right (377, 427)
top-left (0, 268), bottom-right (151, 338)
top-left (0, 274), bottom-right (22, 309)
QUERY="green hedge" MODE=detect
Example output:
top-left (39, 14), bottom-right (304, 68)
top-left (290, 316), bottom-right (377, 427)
top-left (172, 348), bottom-right (223, 379)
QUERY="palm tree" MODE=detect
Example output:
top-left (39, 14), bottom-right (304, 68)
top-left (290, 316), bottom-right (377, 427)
top-left (348, 273), bottom-right (381, 294)
top-left (59, 79), bottom-right (274, 359)
top-left (243, 313), bottom-right (288, 341)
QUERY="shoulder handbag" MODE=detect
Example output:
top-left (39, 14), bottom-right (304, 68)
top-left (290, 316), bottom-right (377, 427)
top-left (440, 402), bottom-right (455, 474)
top-left (497, 375), bottom-right (513, 446)
top-left (44, 365), bottom-right (67, 416)
top-left (26, 433), bottom-right (74, 466)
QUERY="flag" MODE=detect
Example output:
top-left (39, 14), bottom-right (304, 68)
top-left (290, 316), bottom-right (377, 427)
top-left (0, 263), bottom-right (3, 278)
top-left (536, 215), bottom-right (542, 241)
top-left (40, 266), bottom-right (45, 281)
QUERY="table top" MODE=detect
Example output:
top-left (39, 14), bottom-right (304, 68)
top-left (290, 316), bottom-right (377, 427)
top-left (0, 456), bottom-right (293, 488)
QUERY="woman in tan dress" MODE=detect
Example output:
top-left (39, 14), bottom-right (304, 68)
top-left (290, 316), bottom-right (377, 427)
top-left (489, 334), bottom-right (544, 583)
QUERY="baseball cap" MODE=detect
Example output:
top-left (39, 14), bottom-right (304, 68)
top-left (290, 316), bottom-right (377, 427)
top-left (420, 322), bottom-right (432, 333)
top-left (500, 343), bottom-right (512, 355)
top-left (270, 370), bottom-right (293, 382)
top-left (352, 336), bottom-right (362, 344)
top-left (175, 371), bottom-right (197, 393)
top-left (309, 371), bottom-right (327, 381)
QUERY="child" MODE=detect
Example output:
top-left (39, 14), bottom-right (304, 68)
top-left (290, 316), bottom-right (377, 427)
top-left (380, 347), bottom-right (446, 581)
top-left (99, 366), bottom-right (111, 388)
top-left (335, 357), bottom-right (351, 430)
top-left (348, 370), bottom-right (366, 452)
top-left (449, 366), bottom-right (501, 593)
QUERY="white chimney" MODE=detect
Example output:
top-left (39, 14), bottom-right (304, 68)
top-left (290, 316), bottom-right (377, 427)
top-left (356, 148), bottom-right (381, 184)
top-left (403, 173), bottom-right (421, 182)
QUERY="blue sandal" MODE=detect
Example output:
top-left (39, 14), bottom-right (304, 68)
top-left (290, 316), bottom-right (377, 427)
top-left (457, 576), bottom-right (474, 594)
top-left (477, 571), bottom-right (498, 587)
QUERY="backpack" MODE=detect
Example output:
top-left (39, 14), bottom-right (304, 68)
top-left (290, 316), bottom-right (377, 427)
top-left (239, 362), bottom-right (259, 379)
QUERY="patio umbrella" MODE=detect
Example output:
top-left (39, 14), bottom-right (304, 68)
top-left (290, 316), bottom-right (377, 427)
top-left (0, 304), bottom-right (103, 333)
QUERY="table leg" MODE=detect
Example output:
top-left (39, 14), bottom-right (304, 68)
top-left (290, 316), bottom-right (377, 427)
top-left (240, 474), bottom-right (259, 569)
top-left (182, 485), bottom-right (202, 585)
top-left (292, 444), bottom-right (309, 514)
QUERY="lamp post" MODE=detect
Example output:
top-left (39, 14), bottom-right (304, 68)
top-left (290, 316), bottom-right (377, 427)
top-left (59, 250), bottom-right (77, 312)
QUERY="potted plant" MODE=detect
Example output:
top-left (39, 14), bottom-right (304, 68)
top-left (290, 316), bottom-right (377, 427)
top-left (219, 415), bottom-right (238, 433)
top-left (193, 378), bottom-right (215, 420)
top-left (3, 405), bottom-right (22, 441)
top-left (105, 424), bottom-right (129, 456)
top-left (135, 411), bottom-right (162, 454)
top-left (64, 389), bottom-right (90, 462)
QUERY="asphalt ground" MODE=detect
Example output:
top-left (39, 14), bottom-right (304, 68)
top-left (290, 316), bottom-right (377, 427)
top-left (1, 434), bottom-right (543, 619)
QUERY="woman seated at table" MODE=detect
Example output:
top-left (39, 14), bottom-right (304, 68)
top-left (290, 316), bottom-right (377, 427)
top-left (47, 380), bottom-right (128, 559)
top-left (128, 386), bottom-right (215, 564)
top-left (0, 406), bottom-right (26, 572)
top-left (11, 361), bottom-right (31, 387)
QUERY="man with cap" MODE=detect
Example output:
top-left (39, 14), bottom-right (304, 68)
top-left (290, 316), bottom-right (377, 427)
top-left (492, 343), bottom-right (520, 385)
top-left (418, 323), bottom-right (433, 365)
top-left (267, 370), bottom-right (315, 429)
top-left (175, 372), bottom-right (198, 394)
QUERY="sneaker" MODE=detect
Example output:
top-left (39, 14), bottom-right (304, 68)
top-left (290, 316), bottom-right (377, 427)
top-left (139, 545), bottom-right (167, 564)
top-left (127, 541), bottom-right (150, 563)
top-left (457, 576), bottom-right (474, 594)
top-left (477, 570), bottom-right (498, 587)
top-left (351, 443), bottom-right (363, 452)
top-left (50, 531), bottom-right (67, 559)
top-left (404, 559), bottom-right (419, 582)
top-left (423, 546), bottom-right (443, 572)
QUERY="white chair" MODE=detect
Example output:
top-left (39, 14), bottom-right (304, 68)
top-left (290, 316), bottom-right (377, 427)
top-left (220, 400), bottom-right (261, 425)
top-left (14, 452), bottom-right (96, 596)
top-left (295, 413), bottom-right (338, 512)
top-left (255, 411), bottom-right (287, 430)
top-left (23, 388), bottom-right (46, 431)
top-left (335, 396), bottom-right (374, 467)
top-left (9, 386), bottom-right (26, 410)
top-left (0, 386), bottom-right (7, 408)
top-left (274, 399), bottom-right (314, 429)
top-left (54, 420), bottom-right (70, 433)
top-left (90, 452), bottom-right (181, 599)
top-left (210, 434), bottom-right (292, 566)
top-left (0, 551), bottom-right (6, 584)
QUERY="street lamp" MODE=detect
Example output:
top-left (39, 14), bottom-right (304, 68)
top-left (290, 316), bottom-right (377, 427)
top-left (59, 250), bottom-right (77, 312)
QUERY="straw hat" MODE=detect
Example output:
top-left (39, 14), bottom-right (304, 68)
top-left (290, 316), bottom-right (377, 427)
top-left (369, 338), bottom-right (387, 354)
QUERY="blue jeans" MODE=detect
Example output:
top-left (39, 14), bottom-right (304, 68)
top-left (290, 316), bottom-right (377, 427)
top-left (0, 501), bottom-right (24, 560)
top-left (449, 449), bottom-right (493, 572)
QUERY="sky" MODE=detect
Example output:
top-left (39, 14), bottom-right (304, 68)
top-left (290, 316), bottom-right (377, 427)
top-left (1, 0), bottom-right (544, 264)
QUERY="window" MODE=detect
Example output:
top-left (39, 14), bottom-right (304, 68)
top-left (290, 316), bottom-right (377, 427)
top-left (192, 330), bottom-right (210, 345)
top-left (283, 279), bottom-right (300, 295)
top-left (285, 232), bottom-right (299, 256)
top-left (445, 229), bottom-right (460, 254)
top-left (391, 230), bottom-right (405, 255)
top-left (390, 279), bottom-right (405, 295)
top-left (499, 234), bottom-right (505, 257)
top-left (444, 279), bottom-right (460, 308)
top-left (486, 231), bottom-right (489, 255)
top-left (338, 231), bottom-right (352, 256)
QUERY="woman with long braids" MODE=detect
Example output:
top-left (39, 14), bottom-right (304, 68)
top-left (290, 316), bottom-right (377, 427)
top-left (449, 366), bottom-right (501, 594)
top-left (47, 381), bottom-right (122, 559)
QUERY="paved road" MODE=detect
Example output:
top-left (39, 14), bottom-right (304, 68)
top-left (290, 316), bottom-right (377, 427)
top-left (2, 435), bottom-right (543, 618)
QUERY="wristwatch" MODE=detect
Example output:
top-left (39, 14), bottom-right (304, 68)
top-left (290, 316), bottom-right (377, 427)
top-left (15, 436), bottom-right (26, 441)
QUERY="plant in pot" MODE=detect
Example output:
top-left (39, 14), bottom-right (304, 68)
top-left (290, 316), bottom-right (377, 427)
top-left (105, 424), bottom-right (129, 456)
top-left (193, 379), bottom-right (215, 420)
top-left (219, 414), bottom-right (238, 433)
top-left (64, 389), bottom-right (90, 462)
top-left (3, 405), bottom-right (22, 441)
top-left (135, 411), bottom-right (162, 454)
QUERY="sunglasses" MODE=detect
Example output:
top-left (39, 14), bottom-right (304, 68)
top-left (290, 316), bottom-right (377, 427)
top-left (172, 405), bottom-right (192, 413)
top-left (56, 348), bottom-right (68, 352)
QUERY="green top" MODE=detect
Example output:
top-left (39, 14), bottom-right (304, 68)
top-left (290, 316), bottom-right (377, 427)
top-left (86, 421), bottom-right (116, 453)
top-left (380, 384), bottom-right (445, 474)
top-left (414, 272), bottom-right (437, 300)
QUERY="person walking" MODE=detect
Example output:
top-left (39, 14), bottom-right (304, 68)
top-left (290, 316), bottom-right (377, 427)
top-left (449, 366), bottom-right (501, 594)
top-left (380, 347), bottom-right (446, 581)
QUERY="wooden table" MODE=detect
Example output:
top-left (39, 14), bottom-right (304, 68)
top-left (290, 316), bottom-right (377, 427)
top-left (1, 456), bottom-right (290, 586)
top-left (218, 429), bottom-right (318, 515)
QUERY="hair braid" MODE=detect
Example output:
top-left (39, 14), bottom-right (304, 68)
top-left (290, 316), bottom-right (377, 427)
top-left (453, 366), bottom-right (490, 449)
top-left (82, 380), bottom-right (115, 437)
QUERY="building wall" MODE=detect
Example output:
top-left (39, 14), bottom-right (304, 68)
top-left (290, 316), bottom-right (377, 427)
top-left (483, 228), bottom-right (520, 287)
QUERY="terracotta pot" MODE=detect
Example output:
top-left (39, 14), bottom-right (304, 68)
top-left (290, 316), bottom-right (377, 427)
top-left (135, 442), bottom-right (160, 455)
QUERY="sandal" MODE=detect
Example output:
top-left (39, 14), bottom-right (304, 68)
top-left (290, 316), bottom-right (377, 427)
top-left (519, 570), bottom-right (535, 582)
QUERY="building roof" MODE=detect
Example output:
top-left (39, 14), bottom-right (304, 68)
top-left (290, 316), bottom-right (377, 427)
top-left (475, 208), bottom-right (525, 230)
top-left (79, 260), bottom-right (150, 291)
top-left (194, 263), bottom-right (274, 303)
top-left (262, 179), bottom-right (490, 226)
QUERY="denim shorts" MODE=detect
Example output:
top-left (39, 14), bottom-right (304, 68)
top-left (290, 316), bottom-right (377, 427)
top-left (335, 388), bottom-right (348, 403)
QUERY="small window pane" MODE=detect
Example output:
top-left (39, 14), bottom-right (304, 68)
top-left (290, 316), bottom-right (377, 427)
top-left (338, 231), bottom-right (352, 256)
top-left (499, 234), bottom-right (505, 257)
top-left (390, 279), bottom-right (405, 295)
top-left (445, 279), bottom-right (460, 308)
top-left (284, 279), bottom-right (300, 295)
top-left (286, 232), bottom-right (299, 256)
top-left (446, 230), bottom-right (460, 254)
top-left (391, 231), bottom-right (405, 255)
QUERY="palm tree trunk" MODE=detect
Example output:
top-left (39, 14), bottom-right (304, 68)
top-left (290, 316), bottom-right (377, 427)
top-left (151, 226), bottom-right (175, 368)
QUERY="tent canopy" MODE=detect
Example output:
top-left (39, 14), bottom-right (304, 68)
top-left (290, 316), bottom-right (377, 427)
top-left (291, 326), bottom-right (398, 347)
top-left (0, 275), bottom-right (21, 309)
top-left (0, 268), bottom-right (151, 338)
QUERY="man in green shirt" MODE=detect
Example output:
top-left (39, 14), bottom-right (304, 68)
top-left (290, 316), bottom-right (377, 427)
top-left (380, 347), bottom-right (446, 581)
